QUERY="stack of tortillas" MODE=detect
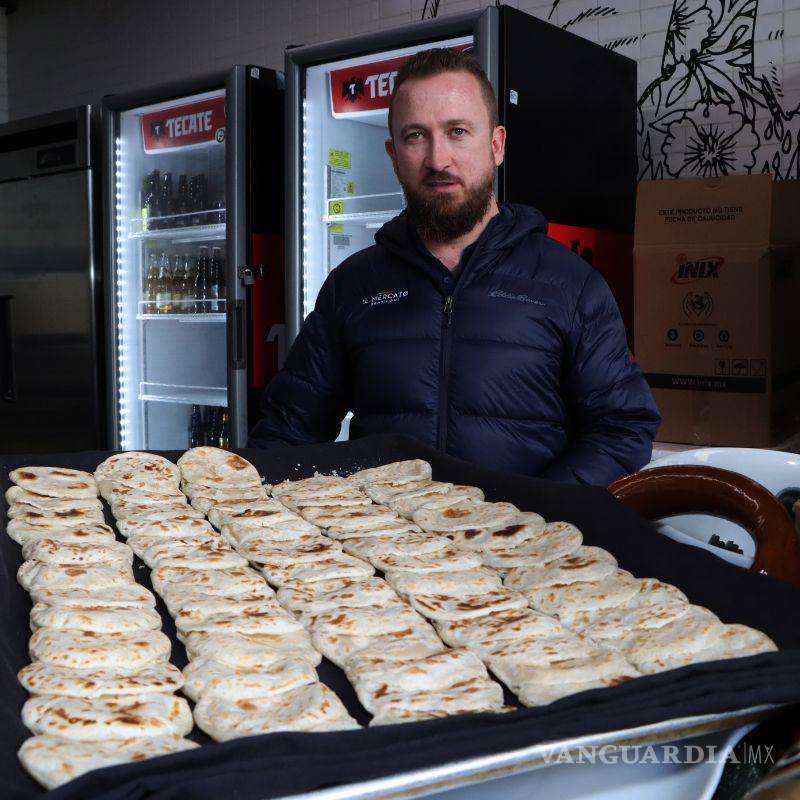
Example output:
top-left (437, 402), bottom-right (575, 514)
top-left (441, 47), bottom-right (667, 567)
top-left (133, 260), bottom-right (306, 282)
top-left (6, 461), bottom-right (196, 790)
top-left (168, 447), bottom-right (358, 740)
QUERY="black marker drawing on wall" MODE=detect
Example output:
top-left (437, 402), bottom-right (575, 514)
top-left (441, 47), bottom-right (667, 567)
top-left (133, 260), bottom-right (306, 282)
top-left (550, 0), bottom-right (799, 179)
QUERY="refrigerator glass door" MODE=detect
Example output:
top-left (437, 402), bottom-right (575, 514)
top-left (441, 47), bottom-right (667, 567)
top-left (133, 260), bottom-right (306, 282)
top-left (301, 36), bottom-right (472, 319)
top-left (113, 89), bottom-right (229, 450)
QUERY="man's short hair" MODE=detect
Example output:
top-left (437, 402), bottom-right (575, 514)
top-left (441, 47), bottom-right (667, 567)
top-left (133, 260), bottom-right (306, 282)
top-left (388, 48), bottom-right (499, 136)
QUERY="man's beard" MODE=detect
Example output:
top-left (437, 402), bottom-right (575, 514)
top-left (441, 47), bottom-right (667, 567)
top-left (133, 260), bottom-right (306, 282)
top-left (402, 169), bottom-right (494, 243)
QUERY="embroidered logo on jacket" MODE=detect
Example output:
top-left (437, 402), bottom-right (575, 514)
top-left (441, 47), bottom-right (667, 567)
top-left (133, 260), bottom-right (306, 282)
top-left (362, 289), bottom-right (409, 307)
top-left (488, 288), bottom-right (545, 306)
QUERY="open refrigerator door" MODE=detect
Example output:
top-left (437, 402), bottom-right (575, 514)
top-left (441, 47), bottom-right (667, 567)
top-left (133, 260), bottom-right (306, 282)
top-left (111, 89), bottom-right (230, 451)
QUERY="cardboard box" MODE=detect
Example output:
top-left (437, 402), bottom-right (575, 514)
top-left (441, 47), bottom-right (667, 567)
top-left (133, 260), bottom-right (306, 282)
top-left (634, 174), bottom-right (800, 447)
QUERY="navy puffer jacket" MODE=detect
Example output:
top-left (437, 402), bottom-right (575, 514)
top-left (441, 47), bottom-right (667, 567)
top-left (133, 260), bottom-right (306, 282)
top-left (250, 204), bottom-right (661, 485)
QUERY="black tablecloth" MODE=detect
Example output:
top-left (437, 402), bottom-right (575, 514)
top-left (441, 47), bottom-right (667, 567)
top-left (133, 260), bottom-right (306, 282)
top-left (1, 434), bottom-right (799, 800)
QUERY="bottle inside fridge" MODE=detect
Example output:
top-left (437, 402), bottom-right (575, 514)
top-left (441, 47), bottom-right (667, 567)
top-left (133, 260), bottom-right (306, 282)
top-left (301, 36), bottom-right (472, 320)
top-left (114, 89), bottom-right (228, 450)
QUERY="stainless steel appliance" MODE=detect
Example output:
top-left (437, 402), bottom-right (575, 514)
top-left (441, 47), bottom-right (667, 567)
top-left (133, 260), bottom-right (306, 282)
top-left (0, 106), bottom-right (105, 453)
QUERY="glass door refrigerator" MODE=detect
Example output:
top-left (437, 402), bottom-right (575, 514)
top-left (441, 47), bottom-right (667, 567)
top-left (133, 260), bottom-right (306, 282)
top-left (285, 6), bottom-right (637, 346)
top-left (103, 66), bottom-right (284, 451)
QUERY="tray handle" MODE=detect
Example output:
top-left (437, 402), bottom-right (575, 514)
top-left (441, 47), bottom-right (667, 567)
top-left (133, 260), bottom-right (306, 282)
top-left (608, 465), bottom-right (800, 586)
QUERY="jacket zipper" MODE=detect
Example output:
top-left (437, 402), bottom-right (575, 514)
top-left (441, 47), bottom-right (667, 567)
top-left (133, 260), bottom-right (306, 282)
top-left (437, 294), bottom-right (455, 450)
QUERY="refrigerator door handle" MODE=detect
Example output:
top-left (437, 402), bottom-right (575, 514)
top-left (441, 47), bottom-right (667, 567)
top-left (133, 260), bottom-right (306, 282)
top-left (230, 299), bottom-right (246, 369)
top-left (0, 295), bottom-right (16, 403)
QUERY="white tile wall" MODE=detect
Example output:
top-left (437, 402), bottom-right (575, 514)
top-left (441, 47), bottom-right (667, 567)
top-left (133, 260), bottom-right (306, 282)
top-left (4, 0), bottom-right (799, 177)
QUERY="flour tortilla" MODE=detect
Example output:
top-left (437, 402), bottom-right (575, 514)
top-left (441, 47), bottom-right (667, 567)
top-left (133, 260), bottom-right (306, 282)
top-left (23, 692), bottom-right (193, 741)
top-left (207, 499), bottom-right (296, 530)
top-left (435, 608), bottom-right (564, 654)
top-left (127, 532), bottom-right (223, 562)
top-left (504, 546), bottom-right (618, 592)
top-left (283, 490), bottom-right (371, 511)
top-left (173, 594), bottom-right (280, 626)
top-left (183, 630), bottom-right (321, 668)
top-left (277, 578), bottom-right (399, 616)
top-left (177, 447), bottom-right (262, 487)
top-left (305, 603), bottom-right (427, 637)
top-left (19, 561), bottom-right (134, 593)
top-left (499, 649), bottom-right (639, 689)
top-left (326, 520), bottom-right (422, 541)
top-left (182, 657), bottom-right (318, 703)
top-left (407, 588), bottom-right (528, 622)
top-left (636, 624), bottom-right (777, 674)
top-left (300, 504), bottom-right (400, 531)
top-left (116, 515), bottom-right (215, 539)
top-left (162, 586), bottom-right (275, 617)
top-left (342, 531), bottom-right (451, 561)
top-left (176, 607), bottom-right (304, 638)
top-left (18, 661), bottom-right (184, 698)
top-left (263, 553), bottom-right (375, 588)
top-left (392, 486), bottom-right (485, 519)
top-left (153, 565), bottom-right (266, 598)
top-left (312, 625), bottom-right (444, 668)
top-left (525, 569), bottom-right (642, 618)
top-left (517, 672), bottom-right (639, 707)
top-left (481, 522), bottom-right (583, 569)
top-left (370, 547), bottom-right (483, 574)
top-left (485, 631), bottom-right (602, 674)
top-left (386, 568), bottom-right (502, 599)
top-left (6, 485), bottom-right (102, 511)
top-left (346, 648), bottom-right (489, 698)
top-left (31, 583), bottom-right (157, 609)
top-left (614, 605), bottom-right (724, 669)
top-left (29, 628), bottom-right (172, 670)
top-left (7, 522), bottom-right (116, 547)
top-left (449, 512), bottom-right (547, 551)
top-left (8, 499), bottom-right (102, 519)
top-left (412, 501), bottom-right (518, 533)
top-left (364, 479), bottom-right (452, 505)
top-left (94, 452), bottom-right (181, 493)
top-left (346, 459), bottom-right (433, 488)
top-left (144, 543), bottom-right (248, 571)
top-left (98, 480), bottom-right (181, 504)
top-left (10, 466), bottom-right (98, 499)
top-left (21, 539), bottom-right (133, 567)
top-left (194, 682), bottom-right (358, 741)
top-left (30, 603), bottom-right (162, 633)
top-left (182, 481), bottom-right (269, 501)
top-left (18, 734), bottom-right (199, 791)
top-left (10, 508), bottom-right (105, 528)
top-left (112, 502), bottom-right (203, 524)
top-left (223, 518), bottom-right (322, 547)
top-left (370, 707), bottom-right (510, 726)
top-left (238, 535), bottom-right (342, 567)
top-left (271, 474), bottom-right (353, 499)
top-left (363, 676), bottom-right (504, 717)
top-left (350, 634), bottom-right (448, 665)
top-left (580, 593), bottom-right (692, 642)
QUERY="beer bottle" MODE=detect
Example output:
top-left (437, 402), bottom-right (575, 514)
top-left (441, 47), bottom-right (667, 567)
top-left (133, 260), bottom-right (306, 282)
top-left (143, 170), bottom-right (160, 230)
top-left (156, 252), bottom-right (173, 314)
top-left (189, 176), bottom-right (201, 226)
top-left (189, 405), bottom-right (203, 448)
top-left (175, 175), bottom-right (190, 227)
top-left (216, 250), bottom-right (226, 312)
top-left (209, 247), bottom-right (221, 312)
top-left (171, 255), bottom-right (187, 313)
top-left (196, 173), bottom-right (208, 225)
top-left (144, 252), bottom-right (159, 314)
top-left (182, 254), bottom-right (196, 312)
top-left (194, 246), bottom-right (210, 313)
top-left (159, 172), bottom-right (174, 227)
top-left (219, 409), bottom-right (230, 448)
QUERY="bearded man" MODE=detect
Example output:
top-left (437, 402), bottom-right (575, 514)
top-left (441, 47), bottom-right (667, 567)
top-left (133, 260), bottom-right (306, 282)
top-left (249, 48), bottom-right (661, 486)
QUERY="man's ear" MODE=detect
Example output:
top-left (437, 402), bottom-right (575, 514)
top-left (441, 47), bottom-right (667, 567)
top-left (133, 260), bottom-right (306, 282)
top-left (491, 125), bottom-right (506, 167)
top-left (385, 137), bottom-right (396, 164)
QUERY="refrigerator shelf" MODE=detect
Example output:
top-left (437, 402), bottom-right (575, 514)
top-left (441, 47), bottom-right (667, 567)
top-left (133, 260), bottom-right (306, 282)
top-left (138, 382), bottom-right (227, 407)
top-left (129, 222), bottom-right (225, 242)
top-left (136, 312), bottom-right (226, 322)
top-left (323, 210), bottom-right (401, 226)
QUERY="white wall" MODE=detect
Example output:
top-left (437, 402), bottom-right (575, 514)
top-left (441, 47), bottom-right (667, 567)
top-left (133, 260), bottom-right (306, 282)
top-left (5, 0), bottom-right (800, 178)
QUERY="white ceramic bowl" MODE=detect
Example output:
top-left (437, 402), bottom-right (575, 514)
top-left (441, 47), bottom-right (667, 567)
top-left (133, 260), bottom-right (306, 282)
top-left (645, 448), bottom-right (800, 568)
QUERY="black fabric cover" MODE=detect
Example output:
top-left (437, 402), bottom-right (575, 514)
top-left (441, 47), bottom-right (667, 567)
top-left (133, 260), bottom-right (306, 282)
top-left (1, 434), bottom-right (798, 800)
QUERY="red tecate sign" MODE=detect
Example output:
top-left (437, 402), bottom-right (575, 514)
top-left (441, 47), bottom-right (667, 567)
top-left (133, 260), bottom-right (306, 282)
top-left (330, 43), bottom-right (472, 117)
top-left (141, 95), bottom-right (226, 154)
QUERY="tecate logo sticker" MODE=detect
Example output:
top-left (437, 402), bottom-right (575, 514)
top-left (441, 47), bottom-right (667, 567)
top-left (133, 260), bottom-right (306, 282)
top-left (671, 256), bottom-right (724, 284)
top-left (362, 289), bottom-right (409, 307)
